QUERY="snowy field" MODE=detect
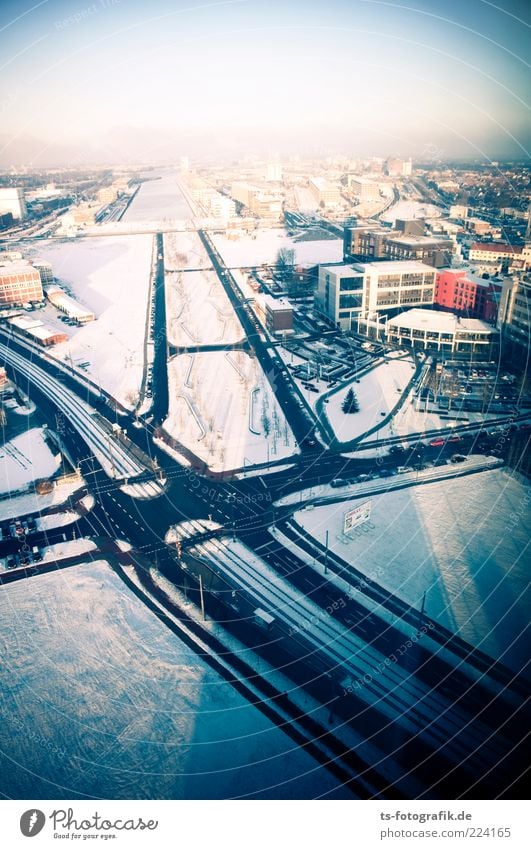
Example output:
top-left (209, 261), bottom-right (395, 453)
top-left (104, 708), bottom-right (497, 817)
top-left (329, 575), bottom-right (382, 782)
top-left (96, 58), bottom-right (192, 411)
top-left (0, 560), bottom-right (347, 799)
top-left (164, 230), bottom-right (212, 270)
top-left (380, 200), bottom-right (445, 225)
top-left (322, 357), bottom-right (416, 443)
top-left (210, 228), bottom-right (343, 268)
top-left (293, 468), bottom-right (530, 674)
top-left (164, 351), bottom-right (298, 472)
top-left (27, 235), bottom-right (153, 409)
top-left (0, 428), bottom-right (60, 494)
top-left (165, 269), bottom-right (244, 347)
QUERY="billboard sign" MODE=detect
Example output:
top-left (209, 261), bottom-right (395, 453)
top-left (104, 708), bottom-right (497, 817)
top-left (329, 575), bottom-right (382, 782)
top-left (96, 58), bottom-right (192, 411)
top-left (344, 500), bottom-right (371, 534)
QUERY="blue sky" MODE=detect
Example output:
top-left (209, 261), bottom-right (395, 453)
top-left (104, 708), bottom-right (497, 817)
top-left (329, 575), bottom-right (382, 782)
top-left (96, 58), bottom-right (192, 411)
top-left (1, 0), bottom-right (530, 162)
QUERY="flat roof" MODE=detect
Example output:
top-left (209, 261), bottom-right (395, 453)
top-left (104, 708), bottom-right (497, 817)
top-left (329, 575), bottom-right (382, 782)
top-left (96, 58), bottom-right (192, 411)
top-left (0, 260), bottom-right (39, 275)
top-left (8, 316), bottom-right (43, 330)
top-left (386, 235), bottom-right (453, 246)
top-left (387, 308), bottom-right (493, 334)
top-left (470, 242), bottom-right (522, 254)
top-left (320, 263), bottom-right (364, 277)
top-left (29, 324), bottom-right (67, 341)
top-left (262, 294), bottom-right (292, 310)
top-left (45, 286), bottom-right (94, 318)
top-left (355, 260), bottom-right (437, 275)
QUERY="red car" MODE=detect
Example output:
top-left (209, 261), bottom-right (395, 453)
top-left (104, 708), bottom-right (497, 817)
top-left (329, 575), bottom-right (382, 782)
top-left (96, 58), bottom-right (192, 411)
top-left (447, 435), bottom-right (461, 443)
top-left (429, 438), bottom-right (445, 447)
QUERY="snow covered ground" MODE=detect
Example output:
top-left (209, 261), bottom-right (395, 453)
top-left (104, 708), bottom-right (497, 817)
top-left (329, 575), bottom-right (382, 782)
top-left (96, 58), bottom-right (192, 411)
top-left (164, 351), bottom-right (298, 472)
top-left (0, 559), bottom-right (348, 799)
top-left (40, 538), bottom-right (97, 562)
top-left (164, 230), bottom-right (212, 270)
top-left (122, 170), bottom-right (192, 223)
top-left (292, 468), bottom-right (530, 674)
top-left (380, 200), bottom-right (445, 225)
top-left (0, 428), bottom-right (61, 494)
top-left (165, 268), bottom-right (244, 347)
top-left (320, 355), bottom-right (499, 445)
top-left (26, 234), bottom-right (153, 409)
top-left (210, 228), bottom-right (343, 268)
top-left (0, 478), bottom-right (84, 523)
top-left (35, 510), bottom-right (80, 531)
top-left (322, 357), bottom-right (416, 443)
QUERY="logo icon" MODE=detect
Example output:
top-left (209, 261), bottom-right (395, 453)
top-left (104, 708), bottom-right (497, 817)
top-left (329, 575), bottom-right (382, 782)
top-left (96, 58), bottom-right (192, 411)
top-left (20, 810), bottom-right (46, 837)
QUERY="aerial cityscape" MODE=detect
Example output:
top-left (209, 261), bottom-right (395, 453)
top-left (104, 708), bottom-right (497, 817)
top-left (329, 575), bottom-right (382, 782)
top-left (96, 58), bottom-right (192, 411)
top-left (0, 0), bottom-right (529, 818)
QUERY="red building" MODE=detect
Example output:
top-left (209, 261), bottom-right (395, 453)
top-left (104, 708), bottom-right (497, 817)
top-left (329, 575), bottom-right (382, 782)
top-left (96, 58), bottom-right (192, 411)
top-left (0, 261), bottom-right (43, 305)
top-left (435, 269), bottom-right (501, 322)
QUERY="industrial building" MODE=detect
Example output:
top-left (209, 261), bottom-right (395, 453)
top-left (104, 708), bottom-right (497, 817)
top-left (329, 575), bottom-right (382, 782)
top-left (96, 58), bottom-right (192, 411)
top-left (347, 176), bottom-right (380, 201)
top-left (308, 177), bottom-right (340, 207)
top-left (0, 260), bottom-right (43, 305)
top-left (32, 260), bottom-right (54, 285)
top-left (45, 285), bottom-right (94, 323)
top-left (7, 315), bottom-right (68, 346)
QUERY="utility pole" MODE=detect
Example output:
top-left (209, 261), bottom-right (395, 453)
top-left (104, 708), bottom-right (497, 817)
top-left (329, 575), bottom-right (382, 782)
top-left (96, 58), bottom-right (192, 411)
top-left (324, 529), bottom-right (329, 575)
top-left (199, 573), bottom-right (206, 620)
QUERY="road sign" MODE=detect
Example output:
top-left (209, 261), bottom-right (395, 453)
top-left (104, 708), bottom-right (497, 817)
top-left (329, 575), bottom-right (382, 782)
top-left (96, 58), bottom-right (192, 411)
top-left (344, 500), bottom-right (372, 534)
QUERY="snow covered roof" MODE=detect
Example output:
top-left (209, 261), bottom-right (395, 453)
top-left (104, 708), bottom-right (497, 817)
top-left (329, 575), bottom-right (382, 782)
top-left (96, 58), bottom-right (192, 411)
top-left (355, 260), bottom-right (437, 275)
top-left (387, 308), bottom-right (493, 335)
top-left (45, 285), bottom-right (94, 319)
top-left (262, 295), bottom-right (292, 311)
top-left (8, 315), bottom-right (44, 330)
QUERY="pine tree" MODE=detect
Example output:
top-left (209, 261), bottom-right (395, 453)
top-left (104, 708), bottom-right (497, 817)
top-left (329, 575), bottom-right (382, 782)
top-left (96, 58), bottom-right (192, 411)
top-left (342, 387), bottom-right (359, 414)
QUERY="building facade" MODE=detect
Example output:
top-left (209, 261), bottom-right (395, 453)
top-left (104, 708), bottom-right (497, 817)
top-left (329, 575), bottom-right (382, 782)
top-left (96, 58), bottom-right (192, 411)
top-left (315, 260), bottom-right (436, 331)
top-left (0, 261), bottom-right (43, 305)
top-left (499, 277), bottom-right (530, 362)
top-left (469, 242), bottom-right (523, 263)
top-left (435, 268), bottom-right (501, 322)
top-left (309, 177), bottom-right (340, 207)
top-left (0, 188), bottom-right (27, 220)
top-left (385, 309), bottom-right (495, 356)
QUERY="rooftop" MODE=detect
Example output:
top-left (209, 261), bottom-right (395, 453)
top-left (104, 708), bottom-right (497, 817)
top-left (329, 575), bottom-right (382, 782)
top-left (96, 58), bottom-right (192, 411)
top-left (355, 260), bottom-right (437, 275)
top-left (387, 308), bottom-right (494, 335)
top-left (470, 242), bottom-right (522, 254)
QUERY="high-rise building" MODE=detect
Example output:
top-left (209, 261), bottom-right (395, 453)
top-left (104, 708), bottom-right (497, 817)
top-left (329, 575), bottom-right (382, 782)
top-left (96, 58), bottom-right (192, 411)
top-left (499, 277), bottom-right (531, 363)
top-left (266, 162), bottom-right (282, 182)
top-left (0, 187), bottom-right (27, 220)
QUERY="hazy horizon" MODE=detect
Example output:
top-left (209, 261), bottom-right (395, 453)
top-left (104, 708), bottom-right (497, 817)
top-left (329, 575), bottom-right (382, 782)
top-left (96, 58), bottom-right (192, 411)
top-left (1, 0), bottom-right (530, 167)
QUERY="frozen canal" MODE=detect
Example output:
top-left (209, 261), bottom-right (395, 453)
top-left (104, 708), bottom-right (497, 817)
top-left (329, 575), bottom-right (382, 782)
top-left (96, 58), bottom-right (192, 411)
top-left (0, 561), bottom-right (350, 799)
top-left (294, 468), bottom-right (530, 677)
top-left (123, 169), bottom-right (192, 222)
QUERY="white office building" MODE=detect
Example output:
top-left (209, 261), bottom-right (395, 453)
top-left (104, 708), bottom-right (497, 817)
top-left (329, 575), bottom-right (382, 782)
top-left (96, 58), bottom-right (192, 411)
top-left (315, 260), bottom-right (436, 331)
